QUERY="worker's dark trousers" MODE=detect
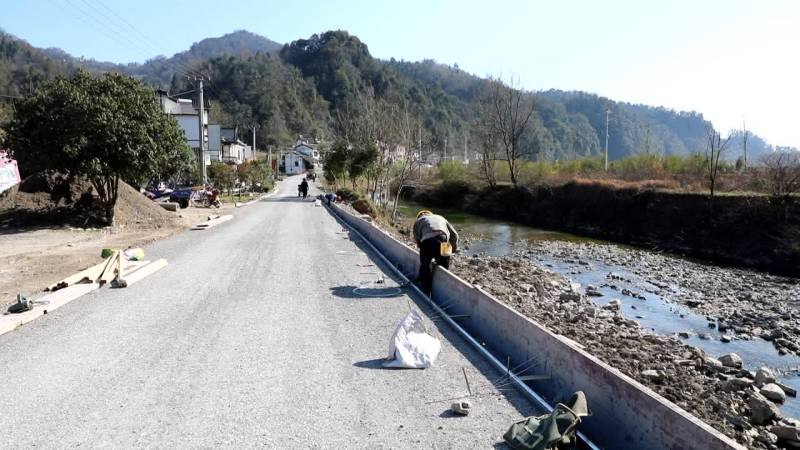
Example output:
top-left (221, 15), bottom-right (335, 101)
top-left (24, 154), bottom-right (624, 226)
top-left (418, 235), bottom-right (450, 295)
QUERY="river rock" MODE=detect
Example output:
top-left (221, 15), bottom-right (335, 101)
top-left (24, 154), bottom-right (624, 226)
top-left (749, 391), bottom-right (780, 425)
top-left (602, 299), bottom-right (621, 311)
top-left (720, 335), bottom-right (732, 343)
top-left (755, 367), bottom-right (777, 387)
top-left (761, 383), bottom-right (787, 403)
top-left (641, 369), bottom-right (664, 383)
top-left (585, 285), bottom-right (603, 297)
top-left (771, 423), bottom-right (800, 442)
top-left (722, 377), bottom-right (753, 392)
top-left (719, 353), bottom-right (743, 369)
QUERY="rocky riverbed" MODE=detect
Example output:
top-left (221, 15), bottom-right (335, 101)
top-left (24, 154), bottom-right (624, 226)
top-left (451, 254), bottom-right (800, 450)
top-left (517, 240), bottom-right (800, 357)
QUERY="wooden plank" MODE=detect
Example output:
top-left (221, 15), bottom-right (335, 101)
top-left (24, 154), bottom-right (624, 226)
top-left (122, 259), bottom-right (168, 287)
top-left (47, 258), bottom-right (109, 291)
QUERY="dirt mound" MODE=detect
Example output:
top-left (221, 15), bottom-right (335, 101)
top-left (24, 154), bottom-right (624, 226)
top-left (0, 173), bottom-right (177, 229)
top-left (112, 181), bottom-right (177, 229)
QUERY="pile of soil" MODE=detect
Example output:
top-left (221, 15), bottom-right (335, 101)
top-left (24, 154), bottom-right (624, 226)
top-left (0, 173), bottom-right (177, 229)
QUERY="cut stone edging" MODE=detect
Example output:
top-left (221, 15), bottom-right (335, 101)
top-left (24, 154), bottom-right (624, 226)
top-left (327, 203), bottom-right (744, 450)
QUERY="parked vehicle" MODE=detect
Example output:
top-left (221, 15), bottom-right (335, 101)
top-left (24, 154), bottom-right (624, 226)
top-left (169, 188), bottom-right (194, 209)
top-left (191, 187), bottom-right (221, 208)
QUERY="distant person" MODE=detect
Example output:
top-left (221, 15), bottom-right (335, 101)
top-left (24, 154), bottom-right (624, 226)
top-left (299, 178), bottom-right (309, 199)
top-left (325, 192), bottom-right (336, 206)
top-left (413, 210), bottom-right (459, 295)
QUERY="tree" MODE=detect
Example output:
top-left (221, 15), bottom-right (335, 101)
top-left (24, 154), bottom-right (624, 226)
top-left (207, 162), bottom-right (236, 194)
top-left (704, 126), bottom-right (730, 199)
top-left (7, 70), bottom-right (192, 224)
top-left (390, 109), bottom-right (422, 220)
top-left (761, 151), bottom-right (800, 198)
top-left (741, 119), bottom-right (749, 171)
top-left (237, 159), bottom-right (270, 192)
top-left (481, 77), bottom-right (535, 186)
top-left (474, 117), bottom-right (499, 188)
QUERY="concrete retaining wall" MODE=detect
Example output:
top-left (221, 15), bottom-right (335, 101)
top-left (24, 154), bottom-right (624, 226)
top-left (329, 204), bottom-right (744, 450)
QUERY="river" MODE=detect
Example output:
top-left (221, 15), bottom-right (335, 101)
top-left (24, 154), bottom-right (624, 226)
top-left (398, 201), bottom-right (800, 418)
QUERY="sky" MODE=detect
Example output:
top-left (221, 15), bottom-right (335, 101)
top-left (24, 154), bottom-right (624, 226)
top-left (2, 0), bottom-right (799, 147)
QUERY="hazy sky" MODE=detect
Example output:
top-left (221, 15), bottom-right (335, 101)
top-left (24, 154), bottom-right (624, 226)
top-left (3, 0), bottom-right (798, 147)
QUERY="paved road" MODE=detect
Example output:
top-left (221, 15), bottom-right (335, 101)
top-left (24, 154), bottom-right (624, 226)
top-left (0, 175), bottom-right (533, 449)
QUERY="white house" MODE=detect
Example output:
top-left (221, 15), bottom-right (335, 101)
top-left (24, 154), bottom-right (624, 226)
top-left (283, 152), bottom-right (307, 175)
top-left (293, 137), bottom-right (320, 161)
top-left (155, 90), bottom-right (211, 165)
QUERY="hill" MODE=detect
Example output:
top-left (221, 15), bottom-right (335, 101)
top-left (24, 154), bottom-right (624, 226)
top-left (0, 28), bottom-right (787, 161)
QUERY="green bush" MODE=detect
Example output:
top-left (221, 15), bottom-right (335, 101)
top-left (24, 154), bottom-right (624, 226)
top-left (437, 160), bottom-right (471, 184)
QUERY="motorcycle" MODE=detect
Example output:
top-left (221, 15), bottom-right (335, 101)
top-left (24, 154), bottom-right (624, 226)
top-left (191, 186), bottom-right (221, 208)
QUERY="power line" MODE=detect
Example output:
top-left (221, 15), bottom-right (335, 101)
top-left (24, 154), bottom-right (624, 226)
top-left (87, 0), bottom-right (205, 79)
top-left (49, 0), bottom-right (197, 80)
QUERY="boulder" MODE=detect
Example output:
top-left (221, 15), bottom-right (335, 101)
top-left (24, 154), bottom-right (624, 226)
top-left (723, 377), bottom-right (754, 392)
top-left (755, 367), bottom-right (777, 387)
top-left (762, 383), bottom-right (787, 403)
top-left (771, 424), bottom-right (800, 442)
top-left (719, 353), bottom-right (743, 369)
top-left (749, 391), bottom-right (780, 425)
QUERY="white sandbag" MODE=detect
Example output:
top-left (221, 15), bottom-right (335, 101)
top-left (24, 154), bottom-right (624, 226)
top-left (383, 310), bottom-right (441, 369)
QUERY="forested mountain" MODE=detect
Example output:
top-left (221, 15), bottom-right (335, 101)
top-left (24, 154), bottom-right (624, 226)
top-left (170, 54), bottom-right (330, 149)
top-left (0, 28), bottom-right (786, 161)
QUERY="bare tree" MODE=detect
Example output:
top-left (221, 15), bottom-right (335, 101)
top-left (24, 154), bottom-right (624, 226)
top-left (761, 151), bottom-right (800, 198)
top-left (705, 125), bottom-right (730, 198)
top-left (741, 119), bottom-right (749, 171)
top-left (481, 77), bottom-right (535, 187)
top-left (390, 109), bottom-right (422, 220)
top-left (474, 118), bottom-right (499, 188)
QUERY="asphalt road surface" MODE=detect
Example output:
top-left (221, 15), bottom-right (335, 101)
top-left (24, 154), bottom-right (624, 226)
top-left (0, 175), bottom-right (534, 449)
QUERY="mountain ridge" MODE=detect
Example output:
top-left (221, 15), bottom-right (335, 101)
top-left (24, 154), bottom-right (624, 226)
top-left (0, 28), bottom-right (785, 160)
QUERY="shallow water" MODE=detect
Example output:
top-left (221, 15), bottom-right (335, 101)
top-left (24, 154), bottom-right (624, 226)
top-left (401, 201), bottom-right (800, 417)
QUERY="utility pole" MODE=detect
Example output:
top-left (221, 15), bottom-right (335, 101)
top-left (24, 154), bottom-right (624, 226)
top-left (464, 132), bottom-right (468, 164)
top-left (604, 107), bottom-right (610, 171)
top-left (268, 145), bottom-right (273, 177)
top-left (251, 123), bottom-right (259, 159)
top-left (192, 76), bottom-right (207, 183)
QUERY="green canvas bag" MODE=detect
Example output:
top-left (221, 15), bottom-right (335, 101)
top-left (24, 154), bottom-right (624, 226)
top-left (503, 391), bottom-right (589, 450)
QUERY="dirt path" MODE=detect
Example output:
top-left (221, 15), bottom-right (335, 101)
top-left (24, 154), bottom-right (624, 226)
top-left (0, 204), bottom-right (234, 306)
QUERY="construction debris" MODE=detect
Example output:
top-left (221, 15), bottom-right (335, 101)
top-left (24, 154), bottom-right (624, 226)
top-left (383, 310), bottom-right (441, 369)
top-left (191, 214), bottom-right (233, 230)
top-left (6, 294), bottom-right (31, 314)
top-left (47, 250), bottom-right (122, 291)
top-left (451, 400), bottom-right (472, 416)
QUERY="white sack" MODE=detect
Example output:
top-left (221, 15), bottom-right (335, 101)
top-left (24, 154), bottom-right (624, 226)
top-left (383, 310), bottom-right (441, 369)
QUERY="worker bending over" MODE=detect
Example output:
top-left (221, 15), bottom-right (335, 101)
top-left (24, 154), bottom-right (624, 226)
top-left (413, 210), bottom-right (459, 295)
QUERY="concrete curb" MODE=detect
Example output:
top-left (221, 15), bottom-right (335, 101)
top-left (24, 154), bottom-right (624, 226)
top-left (234, 185), bottom-right (278, 207)
top-left (326, 203), bottom-right (744, 450)
top-left (190, 214), bottom-right (233, 230)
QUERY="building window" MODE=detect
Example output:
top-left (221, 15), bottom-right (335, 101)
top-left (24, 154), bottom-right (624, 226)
top-left (294, 161), bottom-right (299, 167)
